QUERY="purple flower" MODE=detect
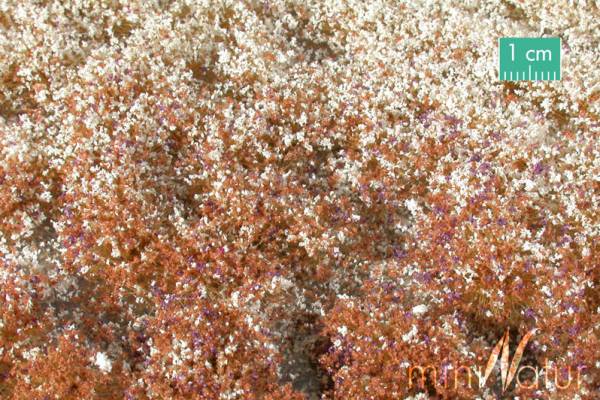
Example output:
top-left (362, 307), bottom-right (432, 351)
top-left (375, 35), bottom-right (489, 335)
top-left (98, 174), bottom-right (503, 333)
top-left (479, 162), bottom-right (491, 173)
top-left (533, 162), bottom-right (545, 175)
top-left (393, 247), bottom-right (407, 260)
top-left (470, 153), bottom-right (482, 162)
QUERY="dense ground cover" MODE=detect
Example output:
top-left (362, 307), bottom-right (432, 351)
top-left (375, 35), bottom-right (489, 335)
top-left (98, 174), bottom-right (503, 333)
top-left (0, 1), bottom-right (598, 399)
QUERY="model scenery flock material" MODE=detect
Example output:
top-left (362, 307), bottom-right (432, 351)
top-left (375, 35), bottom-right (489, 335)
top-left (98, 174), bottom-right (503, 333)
top-left (0, 1), bottom-right (598, 399)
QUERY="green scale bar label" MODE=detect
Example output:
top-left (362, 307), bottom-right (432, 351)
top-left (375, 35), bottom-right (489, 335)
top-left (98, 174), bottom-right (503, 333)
top-left (499, 37), bottom-right (561, 81)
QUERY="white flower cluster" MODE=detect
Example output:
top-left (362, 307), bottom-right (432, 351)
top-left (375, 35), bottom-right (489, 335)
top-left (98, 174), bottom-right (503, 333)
top-left (0, 0), bottom-right (597, 399)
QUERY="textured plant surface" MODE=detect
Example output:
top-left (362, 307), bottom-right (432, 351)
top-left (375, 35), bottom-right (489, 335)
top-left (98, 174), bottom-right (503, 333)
top-left (0, 0), bottom-right (598, 399)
